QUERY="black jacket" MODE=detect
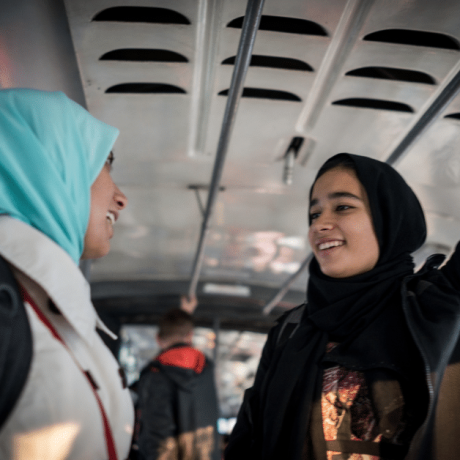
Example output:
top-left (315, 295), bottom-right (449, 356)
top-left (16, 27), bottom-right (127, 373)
top-left (226, 253), bottom-right (460, 460)
top-left (135, 344), bottom-right (220, 460)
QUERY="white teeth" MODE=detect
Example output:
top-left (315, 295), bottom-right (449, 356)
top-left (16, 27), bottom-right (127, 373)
top-left (318, 241), bottom-right (344, 250)
top-left (106, 212), bottom-right (115, 225)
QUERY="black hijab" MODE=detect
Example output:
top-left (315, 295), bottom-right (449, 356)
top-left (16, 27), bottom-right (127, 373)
top-left (258, 154), bottom-right (429, 460)
top-left (307, 153), bottom-right (427, 343)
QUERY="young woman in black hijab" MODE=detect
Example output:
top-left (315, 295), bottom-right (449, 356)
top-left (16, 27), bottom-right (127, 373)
top-left (225, 153), bottom-right (460, 460)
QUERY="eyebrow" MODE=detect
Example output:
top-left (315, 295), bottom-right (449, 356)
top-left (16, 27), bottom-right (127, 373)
top-left (310, 191), bottom-right (362, 208)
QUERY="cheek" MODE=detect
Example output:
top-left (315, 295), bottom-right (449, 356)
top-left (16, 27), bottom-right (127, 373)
top-left (345, 217), bottom-right (378, 252)
top-left (307, 227), bottom-right (314, 247)
top-left (358, 221), bottom-right (380, 262)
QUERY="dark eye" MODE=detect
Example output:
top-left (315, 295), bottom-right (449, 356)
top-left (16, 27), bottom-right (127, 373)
top-left (336, 205), bottom-right (352, 212)
top-left (309, 212), bottom-right (320, 222)
top-left (106, 152), bottom-right (114, 167)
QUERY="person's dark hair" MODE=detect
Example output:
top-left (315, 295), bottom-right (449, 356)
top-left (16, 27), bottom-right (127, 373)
top-left (158, 308), bottom-right (194, 340)
top-left (315, 153), bottom-right (356, 180)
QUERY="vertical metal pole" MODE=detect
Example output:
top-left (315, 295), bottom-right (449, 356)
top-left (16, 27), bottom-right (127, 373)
top-left (213, 316), bottom-right (220, 366)
top-left (188, 0), bottom-right (266, 298)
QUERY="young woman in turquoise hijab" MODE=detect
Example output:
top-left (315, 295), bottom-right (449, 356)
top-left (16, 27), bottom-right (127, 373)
top-left (0, 88), bottom-right (126, 263)
top-left (0, 89), bottom-right (132, 460)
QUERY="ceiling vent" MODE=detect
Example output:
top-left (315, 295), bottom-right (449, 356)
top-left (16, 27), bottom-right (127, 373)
top-left (105, 83), bottom-right (186, 94)
top-left (444, 113), bottom-right (460, 120)
top-left (363, 29), bottom-right (460, 50)
top-left (222, 55), bottom-right (313, 72)
top-left (227, 15), bottom-right (327, 36)
top-left (332, 98), bottom-right (413, 112)
top-left (100, 49), bottom-right (188, 62)
top-left (218, 88), bottom-right (301, 102)
top-left (346, 66), bottom-right (435, 84)
top-left (92, 7), bottom-right (191, 25)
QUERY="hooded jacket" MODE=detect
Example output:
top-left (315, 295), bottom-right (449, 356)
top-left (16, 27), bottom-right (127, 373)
top-left (136, 344), bottom-right (220, 460)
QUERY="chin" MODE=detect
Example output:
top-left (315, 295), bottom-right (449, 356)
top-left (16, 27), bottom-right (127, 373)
top-left (324, 271), bottom-right (348, 278)
top-left (81, 243), bottom-right (111, 260)
top-left (323, 266), bottom-right (373, 279)
top-left (95, 245), bottom-right (111, 259)
top-left (320, 265), bottom-right (353, 278)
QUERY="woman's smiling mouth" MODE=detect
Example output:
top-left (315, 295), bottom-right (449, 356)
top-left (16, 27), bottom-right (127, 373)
top-left (106, 211), bottom-right (116, 225)
top-left (317, 240), bottom-right (345, 251)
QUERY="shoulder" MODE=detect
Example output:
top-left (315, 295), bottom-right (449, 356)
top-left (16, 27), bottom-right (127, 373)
top-left (139, 360), bottom-right (162, 378)
top-left (275, 303), bottom-right (306, 333)
top-left (136, 361), bottom-right (172, 399)
top-left (260, 303), bottom-right (307, 353)
top-left (277, 303), bottom-right (306, 324)
top-left (405, 253), bottom-right (454, 296)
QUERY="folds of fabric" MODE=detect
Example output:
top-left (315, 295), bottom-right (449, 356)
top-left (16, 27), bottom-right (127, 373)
top-left (0, 89), bottom-right (119, 264)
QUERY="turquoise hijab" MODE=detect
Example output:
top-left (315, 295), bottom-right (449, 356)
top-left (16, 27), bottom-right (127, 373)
top-left (0, 89), bottom-right (119, 264)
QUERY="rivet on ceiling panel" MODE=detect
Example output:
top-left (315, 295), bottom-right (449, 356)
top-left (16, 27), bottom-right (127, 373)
top-left (346, 67), bottom-right (436, 85)
top-left (100, 49), bottom-right (189, 63)
top-left (332, 98), bottom-right (414, 113)
top-left (105, 83), bottom-right (186, 94)
top-left (222, 55), bottom-right (313, 72)
top-left (227, 15), bottom-right (328, 37)
top-left (363, 29), bottom-right (460, 51)
top-left (218, 88), bottom-right (301, 102)
top-left (92, 7), bottom-right (191, 25)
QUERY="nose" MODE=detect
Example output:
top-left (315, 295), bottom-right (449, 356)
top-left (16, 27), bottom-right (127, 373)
top-left (310, 211), bottom-right (335, 232)
top-left (114, 185), bottom-right (128, 210)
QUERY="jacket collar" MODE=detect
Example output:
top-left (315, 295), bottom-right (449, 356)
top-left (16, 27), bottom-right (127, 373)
top-left (157, 343), bottom-right (206, 373)
top-left (0, 216), bottom-right (115, 344)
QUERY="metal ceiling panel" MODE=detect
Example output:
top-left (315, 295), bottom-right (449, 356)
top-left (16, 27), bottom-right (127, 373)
top-left (55, 0), bottom-right (460, 315)
top-left (92, 96), bottom-right (192, 162)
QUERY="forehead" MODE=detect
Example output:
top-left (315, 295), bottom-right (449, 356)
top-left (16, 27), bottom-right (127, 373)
top-left (311, 167), bottom-right (365, 201)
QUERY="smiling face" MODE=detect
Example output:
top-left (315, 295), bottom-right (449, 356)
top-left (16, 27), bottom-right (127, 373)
top-left (308, 166), bottom-right (379, 278)
top-left (81, 153), bottom-right (128, 260)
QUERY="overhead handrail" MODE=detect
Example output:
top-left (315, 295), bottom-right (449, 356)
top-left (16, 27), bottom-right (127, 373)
top-left (188, 0), bottom-right (266, 298)
top-left (262, 254), bottom-right (313, 316)
top-left (386, 66), bottom-right (460, 166)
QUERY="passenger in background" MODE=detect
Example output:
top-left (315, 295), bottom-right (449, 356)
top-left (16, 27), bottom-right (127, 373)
top-left (0, 88), bottom-right (132, 460)
top-left (133, 308), bottom-right (220, 460)
top-left (225, 153), bottom-right (460, 460)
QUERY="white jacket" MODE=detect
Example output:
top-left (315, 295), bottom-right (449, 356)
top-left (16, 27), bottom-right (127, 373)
top-left (0, 216), bottom-right (134, 460)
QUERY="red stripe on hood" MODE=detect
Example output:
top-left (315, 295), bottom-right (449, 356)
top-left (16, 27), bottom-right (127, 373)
top-left (158, 347), bottom-right (206, 373)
